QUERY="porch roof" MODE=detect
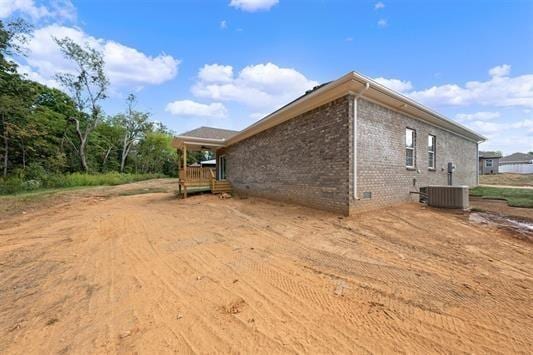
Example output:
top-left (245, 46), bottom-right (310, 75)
top-left (172, 126), bottom-right (239, 151)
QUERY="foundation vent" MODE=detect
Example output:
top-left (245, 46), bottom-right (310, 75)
top-left (427, 185), bottom-right (469, 209)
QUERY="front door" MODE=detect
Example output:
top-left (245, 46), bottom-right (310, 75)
top-left (218, 155), bottom-right (226, 180)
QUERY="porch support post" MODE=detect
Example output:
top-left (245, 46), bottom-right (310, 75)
top-left (183, 144), bottom-right (187, 177)
top-left (183, 144), bottom-right (188, 198)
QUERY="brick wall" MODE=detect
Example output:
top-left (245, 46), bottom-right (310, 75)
top-left (353, 98), bottom-right (478, 212)
top-left (224, 96), bottom-right (352, 215)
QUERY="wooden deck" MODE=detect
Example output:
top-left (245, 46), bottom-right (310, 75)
top-left (177, 167), bottom-right (232, 198)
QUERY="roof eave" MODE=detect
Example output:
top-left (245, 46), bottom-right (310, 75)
top-left (349, 72), bottom-right (486, 143)
top-left (225, 71), bottom-right (485, 146)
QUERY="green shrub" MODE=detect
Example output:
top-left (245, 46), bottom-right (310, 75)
top-left (0, 176), bottom-right (25, 194)
top-left (0, 172), bottom-right (166, 195)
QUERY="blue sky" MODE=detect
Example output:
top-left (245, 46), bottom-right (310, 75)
top-left (3, 0), bottom-right (532, 154)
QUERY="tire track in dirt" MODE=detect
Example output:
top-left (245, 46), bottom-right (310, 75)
top-left (1, 186), bottom-right (532, 353)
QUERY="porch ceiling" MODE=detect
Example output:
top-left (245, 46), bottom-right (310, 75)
top-left (172, 136), bottom-right (225, 152)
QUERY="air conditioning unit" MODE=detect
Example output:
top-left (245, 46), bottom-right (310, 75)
top-left (426, 185), bottom-right (469, 209)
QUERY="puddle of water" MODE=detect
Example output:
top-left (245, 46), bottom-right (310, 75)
top-left (469, 212), bottom-right (533, 240)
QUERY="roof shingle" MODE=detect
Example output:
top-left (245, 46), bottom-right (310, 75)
top-left (178, 126), bottom-right (239, 140)
top-left (500, 152), bottom-right (533, 164)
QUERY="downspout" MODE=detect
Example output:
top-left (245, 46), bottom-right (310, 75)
top-left (353, 82), bottom-right (370, 201)
top-left (476, 143), bottom-right (479, 186)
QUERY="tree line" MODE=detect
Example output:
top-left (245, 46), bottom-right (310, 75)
top-left (0, 19), bottom-right (185, 192)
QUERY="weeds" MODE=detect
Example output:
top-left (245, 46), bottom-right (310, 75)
top-left (0, 172), bottom-right (166, 195)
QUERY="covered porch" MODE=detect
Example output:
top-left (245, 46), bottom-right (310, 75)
top-left (172, 135), bottom-right (231, 198)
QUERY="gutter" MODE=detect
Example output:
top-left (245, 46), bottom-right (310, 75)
top-left (178, 71), bottom-right (487, 148)
top-left (349, 72), bottom-right (487, 143)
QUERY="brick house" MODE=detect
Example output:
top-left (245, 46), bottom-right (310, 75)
top-left (173, 71), bottom-right (486, 215)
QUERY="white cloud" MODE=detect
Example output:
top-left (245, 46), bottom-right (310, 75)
top-left (407, 65), bottom-right (533, 108)
top-left (374, 2), bottom-right (385, 10)
top-left (198, 64), bottom-right (233, 83)
top-left (463, 118), bottom-right (533, 137)
top-left (229, 0), bottom-right (278, 12)
top-left (220, 20), bottom-right (227, 29)
top-left (455, 111), bottom-right (500, 122)
top-left (373, 77), bottom-right (413, 92)
top-left (249, 112), bottom-right (266, 120)
top-left (512, 118), bottom-right (533, 132)
top-left (192, 62), bottom-right (318, 110)
top-left (16, 62), bottom-right (61, 88)
top-left (0, 0), bottom-right (76, 21)
top-left (17, 24), bottom-right (180, 89)
top-left (377, 18), bottom-right (387, 28)
top-left (165, 100), bottom-right (228, 118)
top-left (488, 64), bottom-right (511, 78)
top-left (466, 120), bottom-right (508, 134)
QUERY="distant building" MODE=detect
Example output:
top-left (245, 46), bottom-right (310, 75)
top-left (499, 152), bottom-right (533, 174)
top-left (200, 159), bottom-right (216, 168)
top-left (479, 151), bottom-right (502, 175)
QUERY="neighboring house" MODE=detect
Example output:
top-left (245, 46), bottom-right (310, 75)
top-left (479, 151), bottom-right (501, 175)
top-left (499, 152), bottom-right (533, 174)
top-left (173, 71), bottom-right (485, 215)
top-left (200, 159), bottom-right (216, 168)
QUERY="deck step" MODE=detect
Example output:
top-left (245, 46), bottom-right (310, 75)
top-left (212, 180), bottom-right (233, 194)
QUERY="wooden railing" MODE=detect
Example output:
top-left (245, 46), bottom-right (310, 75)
top-left (210, 169), bottom-right (216, 190)
top-left (179, 167), bottom-right (215, 185)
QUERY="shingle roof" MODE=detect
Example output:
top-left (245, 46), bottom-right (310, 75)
top-left (479, 151), bottom-right (502, 159)
top-left (178, 126), bottom-right (239, 140)
top-left (500, 152), bottom-right (533, 164)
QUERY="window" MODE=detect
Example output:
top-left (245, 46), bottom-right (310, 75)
top-left (405, 128), bottom-right (416, 168)
top-left (485, 159), bottom-right (493, 168)
top-left (428, 135), bottom-right (436, 170)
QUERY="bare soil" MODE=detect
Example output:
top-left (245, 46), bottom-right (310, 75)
top-left (471, 196), bottom-right (533, 221)
top-left (1, 179), bottom-right (532, 353)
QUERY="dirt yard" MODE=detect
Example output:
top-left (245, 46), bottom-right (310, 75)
top-left (1, 179), bottom-right (532, 354)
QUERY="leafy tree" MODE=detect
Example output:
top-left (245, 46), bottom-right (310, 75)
top-left (55, 37), bottom-right (109, 172)
top-left (135, 129), bottom-right (177, 176)
top-left (116, 94), bottom-right (152, 173)
top-left (0, 19), bottom-right (32, 177)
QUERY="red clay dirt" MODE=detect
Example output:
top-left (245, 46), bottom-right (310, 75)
top-left (0, 179), bottom-right (532, 353)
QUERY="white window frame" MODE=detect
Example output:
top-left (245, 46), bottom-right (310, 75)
top-left (428, 135), bottom-right (436, 170)
top-left (485, 159), bottom-right (493, 168)
top-left (405, 128), bottom-right (416, 168)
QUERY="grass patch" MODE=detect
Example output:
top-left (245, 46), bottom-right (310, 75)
top-left (470, 186), bottom-right (533, 208)
top-left (0, 172), bottom-right (166, 195)
top-left (117, 187), bottom-right (169, 196)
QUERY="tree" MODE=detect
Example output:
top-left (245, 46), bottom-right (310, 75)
top-left (0, 19), bottom-right (32, 177)
top-left (116, 94), bottom-right (152, 173)
top-left (55, 37), bottom-right (109, 172)
top-left (0, 18), bottom-right (32, 72)
top-left (135, 129), bottom-right (177, 175)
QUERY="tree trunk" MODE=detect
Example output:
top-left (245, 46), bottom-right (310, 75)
top-left (120, 134), bottom-right (129, 173)
top-left (71, 117), bottom-right (90, 173)
top-left (22, 143), bottom-right (26, 169)
top-left (2, 114), bottom-right (8, 178)
top-left (102, 146), bottom-right (112, 170)
top-left (79, 138), bottom-right (88, 172)
top-left (2, 131), bottom-right (7, 178)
